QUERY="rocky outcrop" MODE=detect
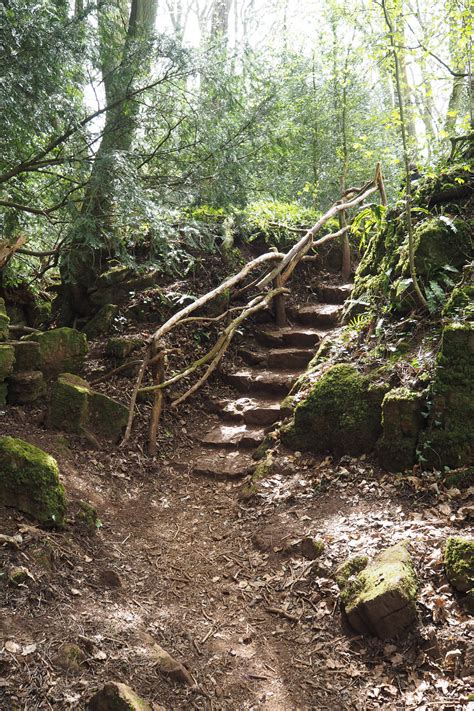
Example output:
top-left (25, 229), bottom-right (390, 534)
top-left (418, 322), bottom-right (474, 468)
top-left (376, 388), bottom-right (425, 471)
top-left (24, 327), bottom-right (88, 376)
top-left (49, 373), bottom-right (128, 442)
top-left (281, 364), bottom-right (386, 456)
top-left (86, 682), bottom-right (154, 711)
top-left (0, 436), bottom-right (66, 526)
top-left (338, 544), bottom-right (418, 638)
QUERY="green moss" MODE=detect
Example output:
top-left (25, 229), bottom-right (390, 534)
top-left (0, 436), bottom-right (66, 526)
top-left (0, 344), bottom-right (15, 380)
top-left (281, 364), bottom-right (385, 456)
top-left (346, 545), bottom-right (417, 607)
top-left (335, 555), bottom-right (369, 589)
top-left (443, 279), bottom-right (474, 321)
top-left (0, 297), bottom-right (9, 340)
top-left (444, 537), bottom-right (474, 593)
top-left (376, 387), bottom-right (425, 472)
top-left (24, 327), bottom-right (88, 376)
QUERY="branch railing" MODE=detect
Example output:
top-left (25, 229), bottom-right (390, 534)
top-left (122, 163), bottom-right (387, 451)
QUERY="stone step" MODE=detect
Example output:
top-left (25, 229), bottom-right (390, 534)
top-left (267, 347), bottom-right (314, 369)
top-left (213, 397), bottom-right (282, 426)
top-left (256, 327), bottom-right (322, 349)
top-left (239, 346), bottom-right (314, 370)
top-left (200, 423), bottom-right (265, 448)
top-left (192, 450), bottom-right (254, 479)
top-left (289, 303), bottom-right (342, 327)
top-left (224, 368), bottom-right (296, 395)
top-left (316, 283), bottom-right (353, 304)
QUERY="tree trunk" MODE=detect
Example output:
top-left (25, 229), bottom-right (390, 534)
top-left (59, 0), bottom-right (158, 318)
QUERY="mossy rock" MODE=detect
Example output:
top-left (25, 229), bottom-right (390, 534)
top-left (105, 337), bottom-right (143, 360)
top-left (281, 364), bottom-right (385, 456)
top-left (376, 387), bottom-right (425, 472)
top-left (86, 681), bottom-right (153, 711)
top-left (13, 340), bottom-right (41, 372)
top-left (7, 371), bottom-right (46, 404)
top-left (77, 500), bottom-right (101, 533)
top-left (0, 436), bottom-right (66, 526)
top-left (443, 277), bottom-right (474, 321)
top-left (24, 327), bottom-right (88, 376)
top-left (83, 304), bottom-right (119, 339)
top-left (335, 555), bottom-right (369, 588)
top-left (89, 267), bottom-right (158, 308)
top-left (443, 466), bottom-right (474, 489)
top-left (444, 537), bottom-right (474, 594)
top-left (339, 544), bottom-right (418, 638)
top-left (411, 217), bottom-right (472, 277)
top-left (0, 344), bottom-right (15, 380)
top-left (49, 373), bottom-right (128, 443)
top-left (0, 297), bottom-right (9, 340)
top-left (418, 321), bottom-right (474, 468)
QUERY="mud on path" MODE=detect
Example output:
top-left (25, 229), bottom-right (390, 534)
top-left (1, 400), bottom-right (473, 710)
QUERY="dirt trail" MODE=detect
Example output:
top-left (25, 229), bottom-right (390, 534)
top-left (0, 283), bottom-right (472, 710)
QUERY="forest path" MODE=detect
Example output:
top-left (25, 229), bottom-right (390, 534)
top-left (2, 281), bottom-right (471, 710)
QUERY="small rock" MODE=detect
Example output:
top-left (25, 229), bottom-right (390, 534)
top-left (444, 536), bottom-right (474, 593)
top-left (7, 370), bottom-right (46, 404)
top-left (100, 569), bottom-right (123, 588)
top-left (298, 536), bottom-right (325, 560)
top-left (86, 681), bottom-right (153, 710)
top-left (150, 642), bottom-right (193, 685)
top-left (83, 305), bottom-right (119, 339)
top-left (54, 642), bottom-right (86, 672)
top-left (9, 566), bottom-right (34, 586)
top-left (338, 544), bottom-right (418, 638)
top-left (77, 500), bottom-right (101, 533)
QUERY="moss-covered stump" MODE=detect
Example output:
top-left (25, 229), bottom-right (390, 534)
top-left (0, 297), bottom-right (10, 340)
top-left (281, 364), bottom-right (385, 456)
top-left (444, 537), bottom-right (474, 594)
top-left (376, 388), bottom-right (425, 472)
top-left (24, 327), bottom-right (88, 376)
top-left (105, 336), bottom-right (143, 360)
top-left (418, 322), bottom-right (474, 468)
top-left (338, 544), bottom-right (418, 638)
top-left (12, 340), bottom-right (41, 372)
top-left (0, 436), bottom-right (66, 526)
top-left (0, 344), bottom-right (15, 380)
top-left (7, 371), bottom-right (46, 404)
top-left (86, 681), bottom-right (153, 711)
top-left (49, 373), bottom-right (128, 443)
top-left (83, 304), bottom-right (119, 339)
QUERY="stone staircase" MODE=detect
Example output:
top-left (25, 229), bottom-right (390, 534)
top-left (190, 283), bottom-right (351, 479)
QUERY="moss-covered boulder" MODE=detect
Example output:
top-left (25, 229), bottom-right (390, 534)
top-left (334, 555), bottom-right (369, 588)
top-left (24, 327), bottom-right (88, 376)
top-left (376, 388), bottom-right (425, 471)
top-left (49, 373), bottom-right (128, 443)
top-left (444, 537), bottom-right (474, 594)
top-left (86, 681), bottom-right (153, 711)
top-left (411, 217), bottom-right (472, 277)
top-left (7, 371), bottom-right (46, 404)
top-left (0, 436), bottom-right (66, 526)
top-left (0, 344), bottom-right (15, 380)
top-left (418, 322), bottom-right (474, 468)
top-left (0, 297), bottom-right (9, 340)
top-left (281, 364), bottom-right (385, 456)
top-left (89, 266), bottom-right (158, 308)
top-left (12, 340), bottom-right (41, 372)
top-left (338, 544), bottom-right (418, 638)
top-left (83, 304), bottom-right (119, 339)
